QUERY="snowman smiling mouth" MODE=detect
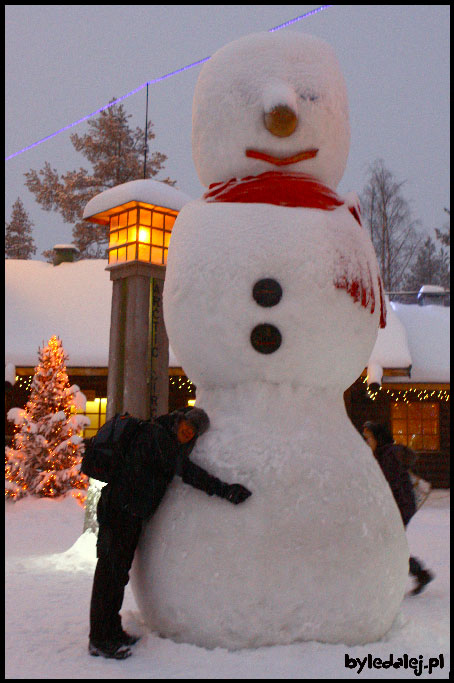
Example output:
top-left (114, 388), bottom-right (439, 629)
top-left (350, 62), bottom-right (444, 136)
top-left (245, 148), bottom-right (318, 166)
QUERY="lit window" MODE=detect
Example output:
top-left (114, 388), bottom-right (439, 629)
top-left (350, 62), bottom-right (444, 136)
top-left (74, 397), bottom-right (107, 439)
top-left (391, 401), bottom-right (439, 451)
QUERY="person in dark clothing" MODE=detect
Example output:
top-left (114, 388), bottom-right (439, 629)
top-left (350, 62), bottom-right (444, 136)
top-left (89, 407), bottom-right (251, 660)
top-left (362, 421), bottom-right (434, 597)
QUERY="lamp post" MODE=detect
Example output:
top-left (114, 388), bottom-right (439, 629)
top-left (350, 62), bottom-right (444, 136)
top-left (84, 179), bottom-right (190, 420)
top-left (82, 179), bottom-right (190, 531)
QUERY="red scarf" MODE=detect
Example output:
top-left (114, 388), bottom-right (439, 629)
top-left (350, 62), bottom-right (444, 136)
top-left (203, 171), bottom-right (344, 210)
top-left (203, 170), bottom-right (386, 328)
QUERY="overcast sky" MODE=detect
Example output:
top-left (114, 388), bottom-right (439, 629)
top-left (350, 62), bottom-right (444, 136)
top-left (5, 5), bottom-right (450, 259)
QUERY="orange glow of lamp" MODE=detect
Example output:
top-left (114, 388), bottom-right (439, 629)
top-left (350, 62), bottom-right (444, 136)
top-left (84, 198), bottom-right (177, 268)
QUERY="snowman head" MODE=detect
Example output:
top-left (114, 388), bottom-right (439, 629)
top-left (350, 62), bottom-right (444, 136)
top-left (192, 31), bottom-right (350, 191)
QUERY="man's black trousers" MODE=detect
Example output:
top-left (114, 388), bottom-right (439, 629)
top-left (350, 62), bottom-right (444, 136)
top-left (89, 505), bottom-right (143, 644)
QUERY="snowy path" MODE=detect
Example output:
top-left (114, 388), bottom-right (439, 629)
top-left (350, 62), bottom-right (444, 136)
top-left (5, 491), bottom-right (449, 679)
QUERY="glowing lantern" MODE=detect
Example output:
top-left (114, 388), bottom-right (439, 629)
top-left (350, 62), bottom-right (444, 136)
top-left (82, 179), bottom-right (191, 418)
top-left (84, 196), bottom-right (177, 269)
top-left (83, 179), bottom-right (190, 272)
top-left (106, 204), bottom-right (175, 267)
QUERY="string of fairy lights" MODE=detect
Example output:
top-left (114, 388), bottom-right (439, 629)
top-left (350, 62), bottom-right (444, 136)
top-left (16, 374), bottom-right (195, 394)
top-left (170, 376), bottom-right (195, 394)
top-left (14, 372), bottom-right (449, 408)
top-left (15, 373), bottom-right (450, 402)
top-left (363, 376), bottom-right (450, 404)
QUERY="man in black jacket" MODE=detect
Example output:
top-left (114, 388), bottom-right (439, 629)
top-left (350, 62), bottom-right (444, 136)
top-left (89, 407), bottom-right (251, 660)
top-left (363, 421), bottom-right (434, 597)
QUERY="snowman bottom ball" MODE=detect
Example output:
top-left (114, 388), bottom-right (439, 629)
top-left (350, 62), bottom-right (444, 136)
top-left (130, 426), bottom-right (408, 649)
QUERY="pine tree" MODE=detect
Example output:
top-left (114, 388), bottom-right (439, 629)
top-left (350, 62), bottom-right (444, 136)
top-left (435, 208), bottom-right (450, 247)
top-left (403, 235), bottom-right (450, 291)
top-left (5, 197), bottom-right (37, 259)
top-left (5, 336), bottom-right (90, 502)
top-left (25, 99), bottom-right (176, 259)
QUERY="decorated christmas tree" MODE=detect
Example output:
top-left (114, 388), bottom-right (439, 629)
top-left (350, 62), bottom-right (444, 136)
top-left (5, 336), bottom-right (90, 502)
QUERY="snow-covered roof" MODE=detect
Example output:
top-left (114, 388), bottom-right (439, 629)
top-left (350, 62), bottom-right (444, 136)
top-left (5, 259), bottom-right (180, 369)
top-left (368, 299), bottom-right (450, 384)
top-left (385, 302), bottom-right (450, 383)
top-left (367, 297), bottom-right (412, 384)
top-left (83, 179), bottom-right (192, 221)
top-left (53, 244), bottom-right (79, 251)
top-left (418, 284), bottom-right (446, 295)
top-left (5, 259), bottom-right (450, 384)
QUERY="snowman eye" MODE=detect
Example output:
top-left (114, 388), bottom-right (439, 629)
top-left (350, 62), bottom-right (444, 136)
top-left (300, 91), bottom-right (319, 102)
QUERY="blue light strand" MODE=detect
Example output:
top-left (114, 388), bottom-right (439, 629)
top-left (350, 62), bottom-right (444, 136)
top-left (268, 5), bottom-right (332, 32)
top-left (5, 6), bottom-right (332, 162)
top-left (5, 56), bottom-right (212, 162)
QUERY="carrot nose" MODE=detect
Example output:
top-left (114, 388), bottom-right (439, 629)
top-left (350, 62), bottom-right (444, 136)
top-left (264, 104), bottom-right (298, 137)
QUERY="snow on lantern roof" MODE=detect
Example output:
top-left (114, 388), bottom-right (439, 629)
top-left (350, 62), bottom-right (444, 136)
top-left (5, 259), bottom-right (181, 369)
top-left (83, 179), bottom-right (192, 224)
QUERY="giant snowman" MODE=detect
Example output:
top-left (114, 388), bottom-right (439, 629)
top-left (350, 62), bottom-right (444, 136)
top-left (131, 31), bottom-right (409, 648)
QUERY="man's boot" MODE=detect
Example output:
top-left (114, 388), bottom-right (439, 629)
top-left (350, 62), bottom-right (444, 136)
top-left (117, 630), bottom-right (141, 646)
top-left (411, 569), bottom-right (434, 595)
top-left (88, 640), bottom-right (132, 659)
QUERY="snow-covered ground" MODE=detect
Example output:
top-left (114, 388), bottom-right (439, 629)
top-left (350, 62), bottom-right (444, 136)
top-left (5, 490), bottom-right (449, 679)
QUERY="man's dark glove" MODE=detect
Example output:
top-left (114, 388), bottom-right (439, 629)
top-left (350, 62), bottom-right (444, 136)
top-left (221, 483), bottom-right (252, 505)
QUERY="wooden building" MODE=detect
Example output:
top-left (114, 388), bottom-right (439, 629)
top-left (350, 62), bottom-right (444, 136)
top-left (6, 257), bottom-right (450, 487)
top-left (344, 296), bottom-right (450, 488)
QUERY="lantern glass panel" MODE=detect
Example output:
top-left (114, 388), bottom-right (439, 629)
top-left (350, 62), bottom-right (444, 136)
top-left (138, 244), bottom-right (150, 262)
top-left (111, 215), bottom-right (119, 229)
top-left (118, 229), bottom-right (127, 244)
top-left (109, 250), bottom-right (117, 265)
top-left (164, 232), bottom-right (171, 248)
top-left (138, 227), bottom-right (151, 244)
top-left (152, 228), bottom-right (163, 245)
top-left (128, 226), bottom-right (137, 242)
top-left (119, 211), bottom-right (128, 228)
top-left (117, 247), bottom-right (126, 263)
top-left (127, 244), bottom-right (136, 261)
top-left (151, 246), bottom-right (163, 264)
top-left (128, 209), bottom-right (137, 225)
top-left (140, 208), bottom-right (151, 226)
top-left (165, 214), bottom-right (176, 230)
top-left (153, 212), bottom-right (164, 228)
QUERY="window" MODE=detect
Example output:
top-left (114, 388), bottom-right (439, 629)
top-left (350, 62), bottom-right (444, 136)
top-left (74, 397), bottom-right (107, 439)
top-left (391, 401), bottom-right (440, 451)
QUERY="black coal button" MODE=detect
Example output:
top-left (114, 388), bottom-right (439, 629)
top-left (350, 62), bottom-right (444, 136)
top-left (252, 278), bottom-right (283, 307)
top-left (250, 324), bottom-right (282, 354)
